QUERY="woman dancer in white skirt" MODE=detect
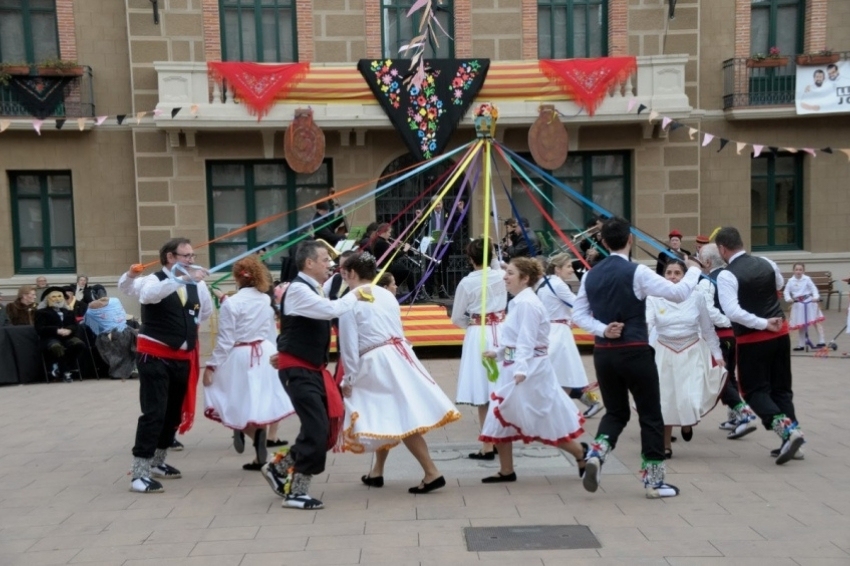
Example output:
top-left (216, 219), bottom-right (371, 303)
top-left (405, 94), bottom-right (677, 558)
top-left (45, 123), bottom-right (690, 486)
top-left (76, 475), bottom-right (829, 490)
top-left (450, 238), bottom-right (507, 461)
top-left (203, 255), bottom-right (295, 470)
top-left (339, 252), bottom-right (462, 493)
top-left (480, 258), bottom-right (586, 483)
top-left (646, 259), bottom-right (725, 458)
top-left (537, 253), bottom-right (603, 418)
top-left (784, 263), bottom-right (826, 350)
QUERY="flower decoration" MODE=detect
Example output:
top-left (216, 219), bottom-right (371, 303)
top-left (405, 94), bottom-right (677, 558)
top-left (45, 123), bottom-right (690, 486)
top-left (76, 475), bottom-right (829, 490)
top-left (450, 60), bottom-right (483, 105)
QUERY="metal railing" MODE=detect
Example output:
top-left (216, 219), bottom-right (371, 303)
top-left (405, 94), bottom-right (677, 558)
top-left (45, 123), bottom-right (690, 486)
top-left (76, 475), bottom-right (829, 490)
top-left (723, 52), bottom-right (849, 109)
top-left (0, 65), bottom-right (94, 118)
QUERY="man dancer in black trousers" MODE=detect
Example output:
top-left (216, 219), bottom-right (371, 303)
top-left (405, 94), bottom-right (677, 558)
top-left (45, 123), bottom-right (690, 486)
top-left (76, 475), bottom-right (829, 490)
top-left (261, 240), bottom-right (371, 509)
top-left (714, 227), bottom-right (805, 464)
top-left (572, 217), bottom-right (702, 498)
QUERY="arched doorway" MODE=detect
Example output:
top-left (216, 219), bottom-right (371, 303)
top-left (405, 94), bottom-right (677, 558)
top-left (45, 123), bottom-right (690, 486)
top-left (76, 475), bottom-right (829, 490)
top-left (375, 153), bottom-right (471, 295)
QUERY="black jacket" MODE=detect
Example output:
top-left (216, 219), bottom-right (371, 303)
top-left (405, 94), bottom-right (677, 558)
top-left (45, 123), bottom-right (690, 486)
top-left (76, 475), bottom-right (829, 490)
top-left (34, 307), bottom-right (79, 347)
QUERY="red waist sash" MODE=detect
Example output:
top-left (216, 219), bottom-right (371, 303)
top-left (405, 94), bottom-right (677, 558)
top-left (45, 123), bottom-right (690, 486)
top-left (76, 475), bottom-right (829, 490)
top-left (715, 327), bottom-right (734, 339)
top-left (137, 336), bottom-right (200, 434)
top-left (277, 352), bottom-right (343, 451)
top-left (736, 320), bottom-right (789, 345)
top-left (469, 311), bottom-right (505, 325)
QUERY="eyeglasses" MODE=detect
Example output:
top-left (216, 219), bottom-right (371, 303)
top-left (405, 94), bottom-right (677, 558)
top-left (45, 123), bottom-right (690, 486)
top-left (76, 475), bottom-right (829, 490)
top-left (174, 253), bottom-right (196, 259)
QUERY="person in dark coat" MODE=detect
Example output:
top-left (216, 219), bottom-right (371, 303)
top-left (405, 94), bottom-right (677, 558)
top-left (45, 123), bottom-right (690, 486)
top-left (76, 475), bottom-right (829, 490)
top-left (35, 286), bottom-right (85, 382)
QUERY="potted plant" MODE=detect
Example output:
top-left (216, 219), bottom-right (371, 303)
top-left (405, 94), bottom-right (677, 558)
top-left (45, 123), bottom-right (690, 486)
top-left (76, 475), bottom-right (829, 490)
top-left (0, 62), bottom-right (32, 85)
top-left (36, 58), bottom-right (84, 77)
top-left (747, 46), bottom-right (789, 68)
top-left (796, 49), bottom-right (840, 66)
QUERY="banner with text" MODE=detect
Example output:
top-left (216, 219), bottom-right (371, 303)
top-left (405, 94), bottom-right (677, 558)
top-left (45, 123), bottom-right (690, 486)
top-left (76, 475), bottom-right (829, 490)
top-left (796, 60), bottom-right (850, 115)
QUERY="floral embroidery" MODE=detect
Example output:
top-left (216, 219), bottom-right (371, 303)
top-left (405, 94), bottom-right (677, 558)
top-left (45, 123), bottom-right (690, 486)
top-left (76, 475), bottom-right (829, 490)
top-left (451, 60), bottom-right (483, 105)
top-left (370, 59), bottom-right (402, 109)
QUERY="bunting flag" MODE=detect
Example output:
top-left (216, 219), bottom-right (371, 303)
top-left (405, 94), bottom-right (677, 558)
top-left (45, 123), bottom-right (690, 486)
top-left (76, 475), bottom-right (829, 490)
top-left (171, 107), bottom-right (181, 118)
top-left (753, 144), bottom-right (764, 157)
top-left (8, 75), bottom-right (74, 119)
top-left (669, 121), bottom-right (683, 131)
top-left (538, 57), bottom-right (637, 116)
top-left (627, 98), bottom-right (638, 112)
top-left (801, 148), bottom-right (816, 156)
top-left (841, 149), bottom-right (850, 161)
top-left (32, 119), bottom-right (44, 135)
top-left (117, 114), bottom-right (126, 125)
top-left (190, 104), bottom-right (199, 115)
top-left (95, 115), bottom-right (107, 126)
top-left (661, 116), bottom-right (672, 130)
top-left (207, 61), bottom-right (310, 119)
top-left (737, 142), bottom-right (747, 155)
top-left (648, 110), bottom-right (659, 122)
top-left (717, 138), bottom-right (729, 152)
top-left (0, 120), bottom-right (9, 133)
top-left (702, 133), bottom-right (714, 147)
top-left (55, 119), bottom-right (66, 130)
top-left (637, 103), bottom-right (647, 114)
top-left (688, 127), bottom-right (697, 140)
top-left (135, 111), bottom-right (146, 125)
top-left (358, 58), bottom-right (490, 161)
top-left (77, 118), bottom-right (86, 131)
top-left (821, 147), bottom-right (833, 154)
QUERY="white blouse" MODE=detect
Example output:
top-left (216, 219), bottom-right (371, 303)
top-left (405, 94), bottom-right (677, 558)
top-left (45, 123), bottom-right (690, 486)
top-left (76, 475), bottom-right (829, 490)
top-left (534, 276), bottom-right (576, 321)
top-left (646, 293), bottom-right (722, 359)
top-left (206, 287), bottom-right (277, 369)
top-left (784, 275), bottom-right (819, 302)
top-left (498, 287), bottom-right (550, 376)
top-left (338, 284), bottom-right (406, 383)
top-left (451, 266), bottom-right (507, 329)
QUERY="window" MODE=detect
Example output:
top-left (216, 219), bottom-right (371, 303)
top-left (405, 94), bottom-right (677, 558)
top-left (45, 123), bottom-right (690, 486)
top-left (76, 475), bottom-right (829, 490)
top-left (750, 0), bottom-right (804, 61)
top-left (9, 171), bottom-right (76, 273)
top-left (206, 160), bottom-right (332, 267)
top-left (538, 0), bottom-right (607, 59)
top-left (511, 152), bottom-right (630, 235)
top-left (220, 0), bottom-right (297, 62)
top-left (0, 0), bottom-right (60, 64)
top-left (382, 0), bottom-right (454, 59)
top-left (750, 153), bottom-right (802, 250)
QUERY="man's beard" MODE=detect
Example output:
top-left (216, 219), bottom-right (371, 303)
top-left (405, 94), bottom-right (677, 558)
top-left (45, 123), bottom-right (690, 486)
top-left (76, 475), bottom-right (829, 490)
top-left (49, 299), bottom-right (66, 309)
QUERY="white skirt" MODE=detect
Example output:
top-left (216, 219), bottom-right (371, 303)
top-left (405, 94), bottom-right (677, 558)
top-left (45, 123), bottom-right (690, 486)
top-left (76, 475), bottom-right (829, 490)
top-left (203, 339), bottom-right (295, 430)
top-left (548, 322), bottom-right (589, 389)
top-left (789, 301), bottom-right (825, 330)
top-left (656, 337), bottom-right (726, 427)
top-left (455, 323), bottom-right (501, 405)
top-left (343, 340), bottom-right (462, 453)
top-left (479, 356), bottom-right (585, 446)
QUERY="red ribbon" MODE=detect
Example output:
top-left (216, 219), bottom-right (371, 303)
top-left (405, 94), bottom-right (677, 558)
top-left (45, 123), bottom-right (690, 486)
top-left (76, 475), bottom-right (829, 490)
top-left (235, 340), bottom-right (263, 368)
top-left (137, 336), bottom-right (200, 434)
top-left (207, 62), bottom-right (310, 119)
top-left (539, 57), bottom-right (637, 116)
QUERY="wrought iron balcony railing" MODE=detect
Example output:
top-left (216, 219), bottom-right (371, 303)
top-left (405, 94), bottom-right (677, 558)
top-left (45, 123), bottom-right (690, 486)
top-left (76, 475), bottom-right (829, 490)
top-left (0, 65), bottom-right (95, 118)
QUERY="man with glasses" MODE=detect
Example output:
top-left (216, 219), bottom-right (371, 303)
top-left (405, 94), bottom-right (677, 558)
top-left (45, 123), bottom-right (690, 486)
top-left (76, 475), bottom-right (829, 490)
top-left (119, 238), bottom-right (213, 493)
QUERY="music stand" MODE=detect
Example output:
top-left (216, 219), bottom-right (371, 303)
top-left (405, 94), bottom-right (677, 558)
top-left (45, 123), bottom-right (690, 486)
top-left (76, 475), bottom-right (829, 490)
top-left (427, 230), bottom-right (451, 299)
top-left (335, 239), bottom-right (357, 253)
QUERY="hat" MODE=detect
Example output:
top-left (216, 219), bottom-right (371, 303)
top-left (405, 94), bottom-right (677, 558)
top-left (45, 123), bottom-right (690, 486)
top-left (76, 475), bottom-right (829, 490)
top-left (41, 286), bottom-right (67, 302)
top-left (695, 234), bottom-right (710, 244)
top-left (668, 230), bottom-right (683, 239)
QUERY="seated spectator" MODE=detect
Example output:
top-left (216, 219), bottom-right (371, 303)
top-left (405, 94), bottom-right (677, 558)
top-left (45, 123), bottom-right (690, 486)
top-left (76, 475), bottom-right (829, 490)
top-left (74, 275), bottom-right (94, 304)
top-left (84, 285), bottom-right (138, 380)
top-left (35, 287), bottom-right (85, 382)
top-left (6, 285), bottom-right (37, 326)
top-left (35, 276), bottom-right (48, 290)
top-left (63, 285), bottom-right (88, 320)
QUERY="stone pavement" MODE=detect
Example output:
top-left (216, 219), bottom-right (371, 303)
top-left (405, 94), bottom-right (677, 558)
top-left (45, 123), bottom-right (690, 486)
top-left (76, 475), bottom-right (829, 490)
top-left (1, 314), bottom-right (849, 565)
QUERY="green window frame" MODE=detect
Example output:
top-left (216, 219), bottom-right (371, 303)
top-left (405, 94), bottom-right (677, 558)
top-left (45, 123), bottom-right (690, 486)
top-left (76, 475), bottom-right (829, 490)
top-left (206, 159), bottom-right (333, 268)
top-left (381, 0), bottom-right (454, 59)
top-left (750, 153), bottom-right (803, 251)
top-left (538, 0), bottom-right (608, 59)
top-left (0, 0), bottom-right (60, 64)
top-left (511, 151), bottom-right (631, 236)
top-left (750, 0), bottom-right (805, 59)
top-left (9, 171), bottom-right (76, 274)
top-left (220, 0), bottom-right (298, 62)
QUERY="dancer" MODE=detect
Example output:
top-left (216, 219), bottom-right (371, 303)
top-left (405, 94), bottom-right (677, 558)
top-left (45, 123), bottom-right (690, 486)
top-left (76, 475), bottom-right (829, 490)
top-left (118, 237), bottom-right (213, 493)
top-left (450, 238), bottom-right (507, 460)
top-left (479, 257), bottom-right (586, 484)
top-left (202, 256), bottom-right (295, 471)
top-left (572, 217), bottom-right (701, 498)
top-left (538, 253), bottom-right (603, 418)
top-left (696, 244), bottom-right (757, 440)
top-left (646, 259), bottom-right (725, 458)
top-left (260, 240), bottom-right (372, 510)
top-left (339, 252), bottom-right (461, 492)
top-left (784, 263), bottom-right (826, 350)
top-left (715, 227), bottom-right (805, 464)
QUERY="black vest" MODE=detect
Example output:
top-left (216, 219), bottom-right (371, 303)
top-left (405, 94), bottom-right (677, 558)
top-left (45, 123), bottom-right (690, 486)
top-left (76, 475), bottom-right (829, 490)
top-left (277, 276), bottom-right (332, 367)
top-left (140, 271), bottom-right (201, 350)
top-left (724, 253), bottom-right (784, 337)
top-left (708, 267), bottom-right (730, 332)
top-left (583, 255), bottom-right (648, 346)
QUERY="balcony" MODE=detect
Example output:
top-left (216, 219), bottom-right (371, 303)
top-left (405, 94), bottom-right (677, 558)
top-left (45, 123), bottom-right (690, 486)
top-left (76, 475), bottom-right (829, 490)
top-left (722, 51), bottom-right (848, 120)
top-left (152, 55), bottom-right (691, 144)
top-left (0, 65), bottom-right (95, 126)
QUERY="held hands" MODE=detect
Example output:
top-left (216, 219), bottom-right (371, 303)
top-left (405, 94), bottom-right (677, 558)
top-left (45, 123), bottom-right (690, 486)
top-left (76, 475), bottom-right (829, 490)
top-left (57, 328), bottom-right (71, 337)
top-left (185, 266), bottom-right (209, 283)
top-left (514, 374), bottom-right (527, 384)
top-left (684, 255), bottom-right (703, 270)
top-left (341, 383), bottom-right (352, 398)
top-left (765, 317), bottom-right (784, 332)
top-left (202, 367), bottom-right (214, 386)
top-left (603, 322), bottom-right (624, 339)
top-left (482, 351), bottom-right (497, 359)
top-left (269, 353), bottom-right (279, 369)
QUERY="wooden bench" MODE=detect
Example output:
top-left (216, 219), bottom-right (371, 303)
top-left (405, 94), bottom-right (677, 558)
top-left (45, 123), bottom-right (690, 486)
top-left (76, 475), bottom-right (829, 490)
top-left (780, 270), bottom-right (842, 311)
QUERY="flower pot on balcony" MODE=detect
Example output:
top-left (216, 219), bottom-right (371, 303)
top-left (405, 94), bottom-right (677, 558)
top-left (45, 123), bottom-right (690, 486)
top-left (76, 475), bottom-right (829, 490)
top-left (0, 65), bottom-right (33, 76)
top-left (36, 66), bottom-right (84, 77)
top-left (746, 57), bottom-right (789, 68)
top-left (795, 54), bottom-right (840, 66)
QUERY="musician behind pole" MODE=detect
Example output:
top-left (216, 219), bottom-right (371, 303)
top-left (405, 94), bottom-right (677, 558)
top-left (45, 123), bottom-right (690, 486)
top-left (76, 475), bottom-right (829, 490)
top-left (369, 223), bottom-right (413, 294)
top-left (572, 216), bottom-right (605, 281)
top-left (311, 195), bottom-right (346, 247)
top-left (415, 197), bottom-right (464, 299)
top-left (502, 217), bottom-right (540, 260)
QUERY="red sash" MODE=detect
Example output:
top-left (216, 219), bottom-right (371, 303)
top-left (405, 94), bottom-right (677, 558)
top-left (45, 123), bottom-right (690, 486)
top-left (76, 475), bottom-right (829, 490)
top-left (736, 320), bottom-right (789, 345)
top-left (137, 336), bottom-right (200, 434)
top-left (715, 327), bottom-right (734, 339)
top-left (277, 352), bottom-right (344, 452)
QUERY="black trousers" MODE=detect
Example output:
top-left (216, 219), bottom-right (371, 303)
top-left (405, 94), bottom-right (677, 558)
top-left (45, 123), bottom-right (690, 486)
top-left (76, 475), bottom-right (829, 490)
top-left (717, 335), bottom-right (744, 408)
top-left (592, 345), bottom-right (665, 462)
top-left (736, 334), bottom-right (796, 430)
top-left (132, 356), bottom-right (189, 459)
top-left (44, 337), bottom-right (85, 374)
top-left (280, 367), bottom-right (329, 476)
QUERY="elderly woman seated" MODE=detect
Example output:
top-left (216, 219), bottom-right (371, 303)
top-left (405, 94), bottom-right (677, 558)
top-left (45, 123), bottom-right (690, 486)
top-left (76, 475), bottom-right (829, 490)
top-left (6, 285), bottom-right (38, 326)
top-left (35, 286), bottom-right (86, 382)
top-left (83, 285), bottom-right (138, 380)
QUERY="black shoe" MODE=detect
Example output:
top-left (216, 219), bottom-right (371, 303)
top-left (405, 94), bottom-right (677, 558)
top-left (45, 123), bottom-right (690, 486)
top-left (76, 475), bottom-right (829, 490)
top-left (815, 343), bottom-right (826, 348)
top-left (233, 431), bottom-right (245, 454)
top-left (267, 438), bottom-right (289, 448)
top-left (481, 471), bottom-right (516, 483)
top-left (170, 439), bottom-right (184, 451)
top-left (681, 426), bottom-right (693, 442)
top-left (578, 442), bottom-right (589, 478)
top-left (242, 462), bottom-right (263, 471)
top-left (468, 450), bottom-right (496, 461)
top-left (361, 475), bottom-right (384, 488)
top-left (409, 476), bottom-right (446, 494)
top-left (664, 448), bottom-right (673, 460)
top-left (793, 347), bottom-right (805, 351)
